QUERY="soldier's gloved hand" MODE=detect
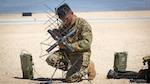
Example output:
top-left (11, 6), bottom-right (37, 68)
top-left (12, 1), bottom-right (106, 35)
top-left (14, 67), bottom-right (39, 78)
top-left (58, 43), bottom-right (66, 49)
top-left (53, 29), bottom-right (62, 37)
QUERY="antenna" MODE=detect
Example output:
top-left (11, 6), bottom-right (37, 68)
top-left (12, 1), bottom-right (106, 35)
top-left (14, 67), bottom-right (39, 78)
top-left (39, 1), bottom-right (91, 83)
top-left (39, 0), bottom-right (68, 58)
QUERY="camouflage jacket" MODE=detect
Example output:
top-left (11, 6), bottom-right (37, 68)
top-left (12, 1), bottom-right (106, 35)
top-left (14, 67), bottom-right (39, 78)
top-left (58, 15), bottom-right (93, 52)
top-left (59, 15), bottom-right (93, 66)
top-left (58, 15), bottom-right (93, 66)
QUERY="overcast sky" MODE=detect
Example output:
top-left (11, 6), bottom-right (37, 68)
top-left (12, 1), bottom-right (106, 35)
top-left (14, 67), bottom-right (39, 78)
top-left (0, 0), bottom-right (150, 13)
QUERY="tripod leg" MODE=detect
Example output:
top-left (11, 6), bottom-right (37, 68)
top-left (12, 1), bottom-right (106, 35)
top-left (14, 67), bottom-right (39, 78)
top-left (48, 60), bottom-right (59, 84)
top-left (49, 67), bottom-right (58, 83)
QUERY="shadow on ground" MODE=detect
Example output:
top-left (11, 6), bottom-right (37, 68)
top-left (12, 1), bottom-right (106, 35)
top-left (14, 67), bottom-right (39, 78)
top-left (14, 77), bottom-right (89, 84)
top-left (14, 77), bottom-right (68, 84)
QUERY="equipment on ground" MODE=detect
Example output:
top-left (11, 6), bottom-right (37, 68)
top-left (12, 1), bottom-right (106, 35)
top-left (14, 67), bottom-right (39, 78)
top-left (130, 56), bottom-right (150, 83)
top-left (107, 51), bottom-right (138, 79)
top-left (114, 52), bottom-right (127, 71)
top-left (107, 53), bottom-right (150, 83)
top-left (20, 51), bottom-right (34, 79)
top-left (107, 69), bottom-right (137, 79)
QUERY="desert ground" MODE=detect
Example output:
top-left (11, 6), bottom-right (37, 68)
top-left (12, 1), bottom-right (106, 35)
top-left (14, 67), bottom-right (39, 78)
top-left (0, 10), bottom-right (150, 84)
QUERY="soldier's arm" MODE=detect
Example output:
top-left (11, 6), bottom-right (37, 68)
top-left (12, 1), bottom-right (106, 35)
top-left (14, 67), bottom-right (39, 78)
top-left (69, 22), bottom-right (93, 52)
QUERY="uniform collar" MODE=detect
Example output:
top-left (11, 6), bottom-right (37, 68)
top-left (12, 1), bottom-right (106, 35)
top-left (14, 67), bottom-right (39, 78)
top-left (70, 15), bottom-right (76, 26)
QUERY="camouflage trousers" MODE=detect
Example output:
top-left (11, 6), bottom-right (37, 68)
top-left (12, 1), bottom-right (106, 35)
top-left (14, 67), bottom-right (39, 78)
top-left (46, 50), bottom-right (90, 82)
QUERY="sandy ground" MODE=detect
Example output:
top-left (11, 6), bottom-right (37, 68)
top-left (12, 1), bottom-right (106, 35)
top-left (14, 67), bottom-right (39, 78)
top-left (0, 11), bottom-right (150, 84)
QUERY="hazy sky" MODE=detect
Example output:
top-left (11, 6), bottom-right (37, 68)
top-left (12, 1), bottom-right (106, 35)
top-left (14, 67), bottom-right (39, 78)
top-left (0, 0), bottom-right (150, 13)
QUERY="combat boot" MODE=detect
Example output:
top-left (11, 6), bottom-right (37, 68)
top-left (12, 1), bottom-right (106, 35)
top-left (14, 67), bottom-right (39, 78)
top-left (87, 60), bottom-right (96, 80)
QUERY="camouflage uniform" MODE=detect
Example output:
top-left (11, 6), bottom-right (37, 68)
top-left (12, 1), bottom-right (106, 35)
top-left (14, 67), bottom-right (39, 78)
top-left (46, 15), bottom-right (93, 82)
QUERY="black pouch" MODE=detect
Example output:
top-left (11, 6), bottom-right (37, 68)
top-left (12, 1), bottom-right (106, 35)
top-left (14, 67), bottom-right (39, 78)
top-left (107, 69), bottom-right (137, 79)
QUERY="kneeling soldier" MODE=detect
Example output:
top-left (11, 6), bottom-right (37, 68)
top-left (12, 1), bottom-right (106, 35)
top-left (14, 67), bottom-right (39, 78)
top-left (46, 3), bottom-right (96, 82)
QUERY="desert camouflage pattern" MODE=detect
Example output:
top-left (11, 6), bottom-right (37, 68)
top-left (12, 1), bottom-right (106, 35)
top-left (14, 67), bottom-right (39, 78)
top-left (46, 15), bottom-right (93, 82)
